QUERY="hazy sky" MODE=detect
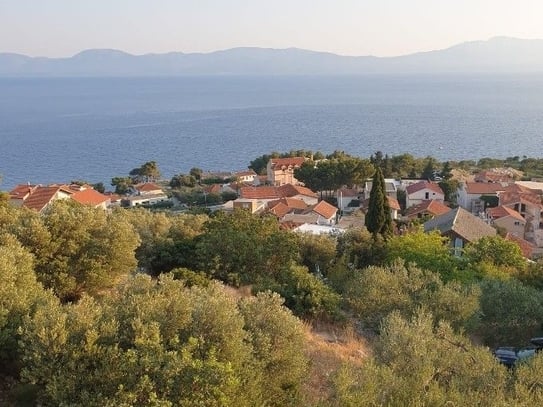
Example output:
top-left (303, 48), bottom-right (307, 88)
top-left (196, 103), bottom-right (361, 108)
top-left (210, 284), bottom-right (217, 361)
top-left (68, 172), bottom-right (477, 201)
top-left (1, 0), bottom-right (543, 57)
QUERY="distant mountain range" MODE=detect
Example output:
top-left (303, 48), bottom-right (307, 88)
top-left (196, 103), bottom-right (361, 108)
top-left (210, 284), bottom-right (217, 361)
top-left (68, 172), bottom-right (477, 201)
top-left (2, 37), bottom-right (543, 76)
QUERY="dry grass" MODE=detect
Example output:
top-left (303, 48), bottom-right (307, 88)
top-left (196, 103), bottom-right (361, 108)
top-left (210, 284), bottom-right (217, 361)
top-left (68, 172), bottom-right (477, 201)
top-left (302, 320), bottom-right (371, 405)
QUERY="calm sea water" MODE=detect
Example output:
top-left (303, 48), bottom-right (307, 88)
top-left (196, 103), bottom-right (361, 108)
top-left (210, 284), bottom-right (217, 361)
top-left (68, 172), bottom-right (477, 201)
top-left (1, 75), bottom-right (543, 190)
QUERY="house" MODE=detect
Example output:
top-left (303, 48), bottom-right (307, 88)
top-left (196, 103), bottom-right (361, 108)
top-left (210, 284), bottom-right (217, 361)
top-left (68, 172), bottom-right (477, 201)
top-left (70, 188), bottom-right (111, 210)
top-left (239, 184), bottom-right (318, 205)
top-left (486, 205), bottom-right (526, 238)
top-left (233, 169), bottom-right (257, 183)
top-left (360, 196), bottom-right (401, 220)
top-left (498, 184), bottom-right (543, 246)
top-left (8, 184), bottom-right (73, 213)
top-left (232, 199), bottom-right (266, 214)
top-left (405, 200), bottom-right (451, 220)
top-left (336, 188), bottom-right (361, 211)
top-left (309, 200), bottom-right (339, 225)
top-left (424, 207), bottom-right (496, 255)
top-left (267, 197), bottom-right (309, 218)
top-left (266, 157), bottom-right (305, 186)
top-left (134, 182), bottom-right (164, 195)
top-left (456, 182), bottom-right (506, 214)
top-left (405, 181), bottom-right (444, 208)
top-left (363, 179), bottom-right (398, 200)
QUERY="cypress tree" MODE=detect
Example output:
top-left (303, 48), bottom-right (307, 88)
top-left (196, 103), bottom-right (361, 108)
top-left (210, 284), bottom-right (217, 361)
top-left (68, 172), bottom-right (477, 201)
top-left (365, 166), bottom-right (393, 239)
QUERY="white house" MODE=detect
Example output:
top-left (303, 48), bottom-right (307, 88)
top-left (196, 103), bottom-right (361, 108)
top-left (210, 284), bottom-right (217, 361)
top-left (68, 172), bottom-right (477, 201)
top-left (405, 181), bottom-right (444, 208)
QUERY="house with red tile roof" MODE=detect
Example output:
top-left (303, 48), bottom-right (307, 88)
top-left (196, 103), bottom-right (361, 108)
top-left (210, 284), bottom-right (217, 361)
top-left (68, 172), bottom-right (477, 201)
top-left (239, 184), bottom-right (318, 205)
top-left (405, 181), bottom-right (444, 208)
top-left (308, 200), bottom-right (338, 225)
top-left (487, 205), bottom-right (526, 238)
top-left (233, 169), bottom-right (257, 183)
top-left (266, 157), bottom-right (306, 186)
top-left (8, 185), bottom-right (73, 213)
top-left (8, 184), bottom-right (38, 207)
top-left (457, 182), bottom-right (508, 213)
top-left (134, 182), bottom-right (164, 195)
top-left (71, 188), bottom-right (111, 210)
top-left (474, 169), bottom-right (517, 184)
top-left (498, 185), bottom-right (543, 246)
top-left (406, 200), bottom-right (451, 220)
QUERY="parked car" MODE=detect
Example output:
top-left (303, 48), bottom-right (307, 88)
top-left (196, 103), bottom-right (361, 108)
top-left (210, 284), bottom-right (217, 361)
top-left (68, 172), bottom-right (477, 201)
top-left (494, 337), bottom-right (543, 367)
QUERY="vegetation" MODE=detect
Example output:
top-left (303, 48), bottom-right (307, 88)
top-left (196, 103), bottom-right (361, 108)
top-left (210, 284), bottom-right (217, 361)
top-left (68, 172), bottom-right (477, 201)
top-left (6, 151), bottom-right (543, 405)
top-left (364, 166), bottom-right (393, 238)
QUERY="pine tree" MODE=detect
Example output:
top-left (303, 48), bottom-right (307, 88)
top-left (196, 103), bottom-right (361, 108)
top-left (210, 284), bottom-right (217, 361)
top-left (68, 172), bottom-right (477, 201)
top-left (365, 166), bottom-right (393, 239)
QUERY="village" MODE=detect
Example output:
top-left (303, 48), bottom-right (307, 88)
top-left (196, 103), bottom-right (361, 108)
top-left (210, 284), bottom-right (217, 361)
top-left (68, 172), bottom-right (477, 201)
top-left (4, 154), bottom-right (543, 261)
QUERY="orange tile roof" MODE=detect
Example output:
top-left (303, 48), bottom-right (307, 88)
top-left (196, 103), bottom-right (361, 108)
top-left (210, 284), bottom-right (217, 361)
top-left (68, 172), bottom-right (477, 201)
top-left (269, 202), bottom-right (291, 218)
top-left (71, 189), bottom-right (110, 207)
top-left (204, 184), bottom-right (222, 194)
top-left (22, 186), bottom-right (64, 212)
top-left (406, 200), bottom-right (451, 218)
top-left (135, 182), bottom-right (163, 192)
top-left (308, 200), bottom-right (338, 219)
top-left (474, 171), bottom-right (515, 183)
top-left (9, 184), bottom-right (38, 200)
top-left (268, 197), bottom-right (308, 211)
top-left (240, 184), bottom-right (317, 200)
top-left (278, 183), bottom-right (317, 198)
top-left (240, 186), bottom-right (280, 200)
top-left (505, 233), bottom-right (535, 259)
top-left (269, 157), bottom-right (305, 169)
top-left (487, 205), bottom-right (525, 222)
top-left (388, 196), bottom-right (401, 211)
top-left (464, 182), bottom-right (507, 195)
top-left (406, 181), bottom-right (444, 196)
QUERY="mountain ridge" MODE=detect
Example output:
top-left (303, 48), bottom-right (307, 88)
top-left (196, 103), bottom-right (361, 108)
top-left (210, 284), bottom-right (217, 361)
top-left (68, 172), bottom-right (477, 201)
top-left (2, 37), bottom-right (543, 76)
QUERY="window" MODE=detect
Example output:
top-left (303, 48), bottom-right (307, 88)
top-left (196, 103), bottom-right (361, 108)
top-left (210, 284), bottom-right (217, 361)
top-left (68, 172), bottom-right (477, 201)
top-left (425, 192), bottom-right (429, 199)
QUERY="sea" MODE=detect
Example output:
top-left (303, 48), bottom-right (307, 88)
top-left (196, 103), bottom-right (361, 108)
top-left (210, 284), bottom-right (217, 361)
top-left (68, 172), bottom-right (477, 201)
top-left (1, 74), bottom-right (543, 190)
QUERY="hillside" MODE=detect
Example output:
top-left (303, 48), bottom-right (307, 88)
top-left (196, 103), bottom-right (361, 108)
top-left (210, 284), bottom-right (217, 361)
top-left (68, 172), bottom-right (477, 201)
top-left (2, 37), bottom-right (543, 76)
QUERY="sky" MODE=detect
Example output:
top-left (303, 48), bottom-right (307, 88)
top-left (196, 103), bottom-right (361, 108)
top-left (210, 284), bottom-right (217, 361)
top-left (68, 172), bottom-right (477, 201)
top-left (1, 0), bottom-right (543, 58)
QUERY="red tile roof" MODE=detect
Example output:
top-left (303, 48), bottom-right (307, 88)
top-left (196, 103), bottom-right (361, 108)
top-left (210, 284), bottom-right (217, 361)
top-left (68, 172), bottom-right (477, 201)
top-left (9, 184), bottom-right (38, 200)
top-left (240, 184), bottom-right (317, 200)
top-left (269, 202), bottom-right (291, 218)
top-left (135, 182), bottom-right (163, 192)
top-left (487, 205), bottom-right (525, 222)
top-left (240, 186), bottom-right (281, 200)
top-left (278, 183), bottom-right (317, 198)
top-left (388, 196), bottom-right (401, 211)
top-left (406, 200), bottom-right (451, 218)
top-left (308, 200), bottom-right (338, 220)
top-left (505, 233), bottom-right (535, 259)
top-left (71, 189), bottom-right (110, 207)
top-left (269, 157), bottom-right (305, 169)
top-left (406, 181), bottom-right (444, 196)
top-left (464, 182), bottom-right (507, 195)
top-left (268, 197), bottom-right (308, 211)
top-left (22, 186), bottom-right (65, 212)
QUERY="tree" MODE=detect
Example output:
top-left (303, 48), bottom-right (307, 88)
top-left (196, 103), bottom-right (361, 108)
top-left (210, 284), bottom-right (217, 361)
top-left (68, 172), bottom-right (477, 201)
top-left (111, 176), bottom-right (133, 195)
top-left (476, 279), bottom-right (543, 347)
top-left (0, 234), bottom-right (49, 373)
top-left (197, 210), bottom-right (298, 284)
top-left (332, 310), bottom-right (507, 406)
top-left (130, 160), bottom-right (161, 182)
top-left (386, 229), bottom-right (456, 276)
top-left (464, 235), bottom-right (527, 271)
top-left (345, 262), bottom-right (480, 332)
top-left (18, 276), bottom-right (308, 406)
top-left (189, 167), bottom-right (203, 181)
top-left (421, 156), bottom-right (438, 180)
top-left (365, 166), bottom-right (393, 238)
top-left (17, 201), bottom-right (140, 301)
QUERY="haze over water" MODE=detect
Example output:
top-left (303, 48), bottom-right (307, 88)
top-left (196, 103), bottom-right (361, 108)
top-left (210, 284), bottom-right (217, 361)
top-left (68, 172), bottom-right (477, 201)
top-left (1, 74), bottom-right (543, 190)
